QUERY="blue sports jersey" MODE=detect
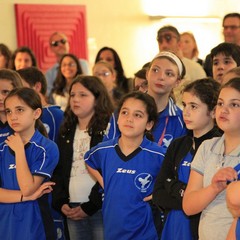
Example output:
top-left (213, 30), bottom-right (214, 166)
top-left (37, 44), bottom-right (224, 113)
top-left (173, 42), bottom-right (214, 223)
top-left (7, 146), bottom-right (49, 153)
top-left (85, 136), bottom-right (165, 240)
top-left (0, 130), bottom-right (59, 240)
top-left (41, 105), bottom-right (64, 142)
top-left (0, 121), bottom-right (13, 143)
top-left (236, 218), bottom-right (240, 240)
top-left (103, 98), bottom-right (187, 148)
top-left (41, 106), bottom-right (65, 239)
top-left (161, 151), bottom-right (192, 240)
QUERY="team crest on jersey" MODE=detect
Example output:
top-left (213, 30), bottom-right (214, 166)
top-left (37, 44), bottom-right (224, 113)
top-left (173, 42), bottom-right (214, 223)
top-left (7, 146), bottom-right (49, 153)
top-left (162, 134), bottom-right (173, 148)
top-left (43, 123), bottom-right (50, 134)
top-left (134, 173), bottom-right (153, 192)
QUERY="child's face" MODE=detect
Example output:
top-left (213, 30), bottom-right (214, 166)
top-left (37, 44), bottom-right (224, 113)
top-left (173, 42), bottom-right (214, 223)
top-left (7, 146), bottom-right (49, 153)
top-left (146, 58), bottom-right (180, 96)
top-left (5, 96), bottom-right (40, 134)
top-left (182, 92), bottom-right (214, 137)
top-left (216, 87), bottom-right (240, 133)
top-left (0, 79), bottom-right (14, 112)
top-left (117, 98), bottom-right (153, 140)
top-left (69, 82), bottom-right (95, 121)
top-left (212, 53), bottom-right (237, 84)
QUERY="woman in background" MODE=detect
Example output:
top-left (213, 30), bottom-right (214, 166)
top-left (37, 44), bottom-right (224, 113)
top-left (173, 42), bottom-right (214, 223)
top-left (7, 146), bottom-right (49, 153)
top-left (11, 46), bottom-right (37, 70)
top-left (95, 46), bottom-right (132, 93)
top-left (0, 43), bottom-right (12, 69)
top-left (180, 32), bottom-right (203, 66)
top-left (50, 53), bottom-right (82, 111)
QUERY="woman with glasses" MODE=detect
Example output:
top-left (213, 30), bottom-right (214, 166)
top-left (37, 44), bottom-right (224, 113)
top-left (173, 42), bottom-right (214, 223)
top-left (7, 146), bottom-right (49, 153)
top-left (95, 46), bottom-right (132, 94)
top-left (49, 53), bottom-right (83, 111)
top-left (93, 60), bottom-right (124, 108)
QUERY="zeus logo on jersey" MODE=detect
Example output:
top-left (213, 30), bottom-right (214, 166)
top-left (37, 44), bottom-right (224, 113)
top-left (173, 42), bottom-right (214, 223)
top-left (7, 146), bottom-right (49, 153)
top-left (182, 161), bottom-right (191, 167)
top-left (134, 173), bottom-right (153, 192)
top-left (9, 164), bottom-right (16, 169)
top-left (116, 168), bottom-right (136, 174)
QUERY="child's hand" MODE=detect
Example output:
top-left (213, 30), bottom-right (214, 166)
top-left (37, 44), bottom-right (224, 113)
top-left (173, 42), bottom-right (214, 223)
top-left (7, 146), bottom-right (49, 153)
top-left (5, 132), bottom-right (24, 152)
top-left (24, 182), bottom-right (55, 201)
top-left (143, 194), bottom-right (152, 202)
top-left (211, 167), bottom-right (237, 194)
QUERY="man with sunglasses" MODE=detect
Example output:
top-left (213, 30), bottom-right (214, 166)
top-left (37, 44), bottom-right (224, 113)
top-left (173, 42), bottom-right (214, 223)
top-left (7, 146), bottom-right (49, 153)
top-left (45, 32), bottom-right (89, 96)
top-left (156, 25), bottom-right (206, 107)
top-left (204, 13), bottom-right (240, 77)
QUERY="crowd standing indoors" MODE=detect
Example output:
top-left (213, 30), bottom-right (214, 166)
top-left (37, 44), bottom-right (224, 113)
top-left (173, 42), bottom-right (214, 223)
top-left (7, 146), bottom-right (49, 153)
top-left (2, 10), bottom-right (240, 240)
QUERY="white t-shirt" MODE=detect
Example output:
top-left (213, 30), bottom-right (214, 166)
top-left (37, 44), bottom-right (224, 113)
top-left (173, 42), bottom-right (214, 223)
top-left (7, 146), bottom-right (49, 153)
top-left (69, 128), bottom-right (96, 202)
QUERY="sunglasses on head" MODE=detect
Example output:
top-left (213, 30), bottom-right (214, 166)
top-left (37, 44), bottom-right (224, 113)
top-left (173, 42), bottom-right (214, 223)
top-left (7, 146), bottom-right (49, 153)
top-left (51, 39), bottom-right (67, 47)
top-left (157, 34), bottom-right (177, 43)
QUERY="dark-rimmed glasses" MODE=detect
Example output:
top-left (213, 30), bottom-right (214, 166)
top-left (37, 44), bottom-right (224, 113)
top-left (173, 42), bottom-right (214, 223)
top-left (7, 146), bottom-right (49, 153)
top-left (51, 39), bottom-right (67, 47)
top-left (157, 33), bottom-right (178, 43)
top-left (223, 25), bottom-right (240, 31)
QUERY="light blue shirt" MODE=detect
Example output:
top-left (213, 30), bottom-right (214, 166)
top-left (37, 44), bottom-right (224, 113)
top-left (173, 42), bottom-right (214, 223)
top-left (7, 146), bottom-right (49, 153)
top-left (45, 58), bottom-right (89, 96)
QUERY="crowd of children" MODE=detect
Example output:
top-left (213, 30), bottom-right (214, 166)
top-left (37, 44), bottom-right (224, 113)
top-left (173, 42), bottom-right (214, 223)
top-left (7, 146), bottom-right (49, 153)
top-left (1, 12), bottom-right (240, 240)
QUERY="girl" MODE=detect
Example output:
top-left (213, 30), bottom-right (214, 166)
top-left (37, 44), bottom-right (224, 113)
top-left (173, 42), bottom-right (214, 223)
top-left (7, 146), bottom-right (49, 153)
top-left (0, 69), bottom-right (23, 143)
top-left (50, 53), bottom-right (83, 111)
top-left (104, 51), bottom-right (187, 149)
top-left (93, 60), bottom-right (124, 108)
top-left (183, 78), bottom-right (240, 240)
top-left (152, 78), bottom-right (221, 240)
top-left (0, 87), bottom-right (59, 240)
top-left (52, 75), bottom-right (113, 240)
top-left (11, 46), bottom-right (37, 70)
top-left (85, 91), bottom-right (166, 240)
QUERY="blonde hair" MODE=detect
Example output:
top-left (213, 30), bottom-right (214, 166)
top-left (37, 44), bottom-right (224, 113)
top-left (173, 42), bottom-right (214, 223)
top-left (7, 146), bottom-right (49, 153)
top-left (180, 32), bottom-right (199, 59)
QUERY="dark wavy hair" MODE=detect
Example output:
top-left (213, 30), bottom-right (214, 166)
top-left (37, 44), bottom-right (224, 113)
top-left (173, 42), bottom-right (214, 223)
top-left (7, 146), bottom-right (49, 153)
top-left (95, 47), bottom-right (130, 93)
top-left (60, 75), bottom-right (114, 136)
top-left (0, 43), bottom-right (12, 68)
top-left (11, 46), bottom-right (37, 70)
top-left (4, 87), bottom-right (47, 137)
top-left (183, 77), bottom-right (221, 112)
top-left (52, 53), bottom-right (83, 96)
top-left (117, 91), bottom-right (158, 140)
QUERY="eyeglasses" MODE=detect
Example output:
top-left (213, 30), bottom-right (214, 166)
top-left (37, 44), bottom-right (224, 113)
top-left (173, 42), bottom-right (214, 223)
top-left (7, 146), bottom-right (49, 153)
top-left (223, 25), bottom-right (240, 31)
top-left (94, 72), bottom-right (111, 77)
top-left (157, 33), bottom-right (178, 43)
top-left (61, 62), bottom-right (77, 68)
top-left (134, 81), bottom-right (148, 92)
top-left (51, 39), bottom-right (67, 47)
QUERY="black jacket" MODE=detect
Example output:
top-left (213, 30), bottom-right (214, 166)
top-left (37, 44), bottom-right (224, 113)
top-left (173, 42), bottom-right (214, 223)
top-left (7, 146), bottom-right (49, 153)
top-left (152, 127), bottom-right (222, 238)
top-left (52, 126), bottom-right (103, 216)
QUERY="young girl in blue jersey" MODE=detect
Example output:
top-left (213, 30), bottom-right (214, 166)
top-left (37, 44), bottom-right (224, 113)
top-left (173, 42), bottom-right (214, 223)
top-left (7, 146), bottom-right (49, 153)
top-left (0, 87), bottom-right (59, 240)
top-left (0, 69), bottom-right (23, 143)
top-left (152, 78), bottom-right (221, 240)
top-left (85, 91), bottom-right (166, 240)
top-left (52, 75), bottom-right (113, 240)
top-left (183, 78), bottom-right (240, 240)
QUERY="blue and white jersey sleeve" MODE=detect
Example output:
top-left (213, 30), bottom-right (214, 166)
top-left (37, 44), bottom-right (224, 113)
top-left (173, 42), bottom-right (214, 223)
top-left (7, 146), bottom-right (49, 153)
top-left (28, 131), bottom-right (59, 179)
top-left (102, 112), bottom-right (120, 141)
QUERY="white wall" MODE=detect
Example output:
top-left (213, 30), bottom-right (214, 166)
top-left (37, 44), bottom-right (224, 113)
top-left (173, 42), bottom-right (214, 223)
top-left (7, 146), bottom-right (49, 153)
top-left (1, 0), bottom-right (240, 77)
